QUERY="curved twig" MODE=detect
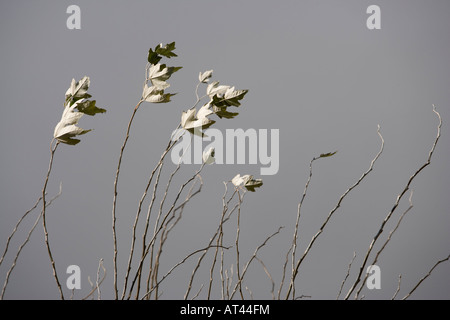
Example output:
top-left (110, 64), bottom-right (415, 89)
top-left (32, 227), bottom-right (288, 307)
top-left (286, 125), bottom-right (384, 299)
top-left (345, 106), bottom-right (441, 299)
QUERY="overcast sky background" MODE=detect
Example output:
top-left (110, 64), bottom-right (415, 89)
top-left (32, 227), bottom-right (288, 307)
top-left (1, 0), bottom-right (449, 300)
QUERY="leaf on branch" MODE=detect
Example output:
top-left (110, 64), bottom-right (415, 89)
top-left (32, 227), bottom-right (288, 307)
top-left (206, 81), bottom-right (231, 97)
top-left (211, 87), bottom-right (248, 108)
top-left (55, 77), bottom-right (105, 145)
top-left (199, 70), bottom-right (213, 83)
top-left (202, 147), bottom-right (215, 165)
top-left (231, 174), bottom-right (263, 192)
top-left (144, 42), bottom-right (181, 104)
top-left (54, 100), bottom-right (92, 145)
top-left (65, 76), bottom-right (92, 104)
top-left (148, 64), bottom-right (182, 90)
top-left (319, 151), bottom-right (338, 158)
top-left (211, 105), bottom-right (239, 119)
top-left (181, 104), bottom-right (216, 137)
top-left (148, 42), bottom-right (178, 65)
top-left (244, 178), bottom-right (263, 192)
top-left (75, 100), bottom-right (106, 116)
top-left (142, 84), bottom-right (176, 103)
top-left (205, 81), bottom-right (248, 119)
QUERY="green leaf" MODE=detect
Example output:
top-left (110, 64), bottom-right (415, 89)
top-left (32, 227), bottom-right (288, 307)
top-left (148, 42), bottom-right (177, 64)
top-left (319, 151), bottom-right (338, 158)
top-left (58, 128), bottom-right (91, 146)
top-left (156, 41), bottom-right (177, 58)
top-left (75, 100), bottom-right (106, 116)
top-left (231, 174), bottom-right (263, 192)
top-left (244, 178), bottom-right (263, 192)
top-left (212, 105), bottom-right (239, 119)
top-left (147, 49), bottom-right (162, 65)
top-left (60, 137), bottom-right (81, 145)
top-left (211, 88), bottom-right (248, 108)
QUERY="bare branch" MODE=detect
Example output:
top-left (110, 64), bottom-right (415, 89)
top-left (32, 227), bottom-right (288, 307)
top-left (234, 189), bottom-right (245, 300)
top-left (230, 226), bottom-right (284, 299)
top-left (345, 106), bottom-right (441, 299)
top-left (286, 125), bottom-right (384, 299)
top-left (140, 245), bottom-right (231, 300)
top-left (392, 274), bottom-right (402, 300)
top-left (82, 259), bottom-right (107, 300)
top-left (336, 251), bottom-right (356, 300)
top-left (41, 140), bottom-right (64, 300)
top-left (0, 185), bottom-right (62, 299)
top-left (255, 256), bottom-right (276, 300)
top-left (402, 254), bottom-right (450, 300)
top-left (355, 190), bottom-right (414, 298)
top-left (112, 99), bottom-right (144, 299)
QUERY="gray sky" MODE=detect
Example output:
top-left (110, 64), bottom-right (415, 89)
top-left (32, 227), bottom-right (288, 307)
top-left (1, 0), bottom-right (449, 300)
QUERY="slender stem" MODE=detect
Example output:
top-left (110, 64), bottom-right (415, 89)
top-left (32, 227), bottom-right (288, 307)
top-left (354, 190), bottom-right (414, 298)
top-left (185, 185), bottom-right (237, 300)
top-left (112, 99), bottom-right (143, 299)
top-left (146, 173), bottom-right (202, 300)
top-left (402, 254), bottom-right (450, 300)
top-left (336, 251), bottom-right (356, 299)
top-left (126, 163), bottom-right (206, 299)
top-left (255, 256), bottom-right (276, 300)
top-left (345, 106), bottom-right (441, 300)
top-left (392, 274), bottom-right (402, 300)
top-left (230, 226), bottom-right (284, 299)
top-left (235, 189), bottom-right (244, 299)
top-left (42, 140), bottom-right (64, 299)
top-left (207, 193), bottom-right (226, 300)
top-left (81, 259), bottom-right (107, 300)
top-left (287, 155), bottom-right (318, 299)
top-left (140, 245), bottom-right (230, 300)
top-left (121, 129), bottom-right (180, 299)
top-left (1, 185), bottom-right (62, 299)
top-left (286, 125), bottom-right (384, 299)
top-left (0, 196), bottom-right (42, 268)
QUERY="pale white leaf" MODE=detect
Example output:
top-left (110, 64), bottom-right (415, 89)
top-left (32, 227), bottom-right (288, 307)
top-left (202, 147), bottom-right (215, 164)
top-left (199, 70), bottom-right (213, 83)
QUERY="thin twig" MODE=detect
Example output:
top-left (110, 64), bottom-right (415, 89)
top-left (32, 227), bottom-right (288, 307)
top-left (82, 259), bottom-right (107, 300)
top-left (402, 254), bottom-right (450, 300)
top-left (245, 286), bottom-right (254, 300)
top-left (112, 99), bottom-right (144, 299)
top-left (41, 140), bottom-right (64, 300)
top-left (345, 106), bottom-right (441, 300)
top-left (140, 245), bottom-right (230, 300)
top-left (149, 174), bottom-right (203, 299)
top-left (234, 189), bottom-right (244, 299)
top-left (392, 274), bottom-right (402, 300)
top-left (284, 155), bottom-right (320, 299)
top-left (208, 183), bottom-right (233, 299)
top-left (255, 256), bottom-right (276, 300)
top-left (230, 226), bottom-right (284, 299)
top-left (0, 197), bottom-right (42, 267)
top-left (184, 184), bottom-right (240, 300)
top-left (286, 125), bottom-right (384, 299)
top-left (191, 284), bottom-right (204, 300)
top-left (355, 190), bottom-right (414, 298)
top-left (127, 163), bottom-right (206, 299)
top-left (336, 251), bottom-right (357, 300)
top-left (122, 129), bottom-right (180, 299)
top-left (140, 162), bottom-right (165, 299)
top-left (145, 133), bottom-right (190, 298)
top-left (0, 185), bottom-right (62, 299)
